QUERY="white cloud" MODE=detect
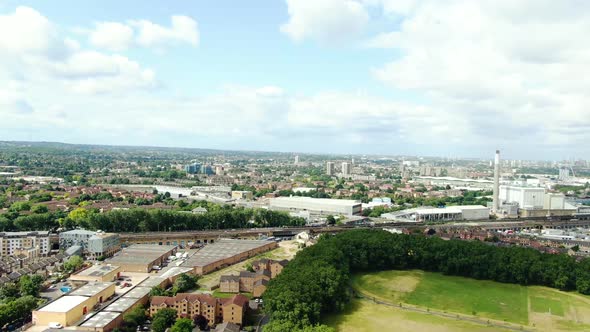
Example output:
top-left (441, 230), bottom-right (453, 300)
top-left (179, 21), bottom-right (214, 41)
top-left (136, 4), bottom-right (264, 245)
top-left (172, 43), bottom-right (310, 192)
top-left (281, 0), bottom-right (369, 44)
top-left (0, 6), bottom-right (68, 58)
top-left (0, 7), bottom-right (157, 95)
top-left (89, 22), bottom-right (134, 51)
top-left (131, 15), bottom-right (199, 48)
top-left (368, 0), bottom-right (590, 150)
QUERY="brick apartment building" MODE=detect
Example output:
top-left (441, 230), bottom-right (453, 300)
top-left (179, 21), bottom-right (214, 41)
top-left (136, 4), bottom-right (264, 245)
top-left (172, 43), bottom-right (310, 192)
top-left (150, 293), bottom-right (249, 327)
top-left (219, 259), bottom-right (288, 297)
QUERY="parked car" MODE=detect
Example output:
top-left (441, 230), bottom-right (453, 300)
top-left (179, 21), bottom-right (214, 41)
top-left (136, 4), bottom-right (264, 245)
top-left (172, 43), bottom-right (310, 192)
top-left (124, 282), bottom-right (132, 287)
top-left (125, 278), bottom-right (132, 281)
top-left (48, 322), bottom-right (63, 329)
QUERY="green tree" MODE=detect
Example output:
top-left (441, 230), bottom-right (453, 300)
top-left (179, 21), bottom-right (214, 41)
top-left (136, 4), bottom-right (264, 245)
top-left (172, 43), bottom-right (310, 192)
top-left (149, 286), bottom-right (168, 297)
top-left (63, 255), bottom-right (84, 272)
top-left (19, 275), bottom-right (43, 297)
top-left (326, 215), bottom-right (336, 225)
top-left (170, 318), bottom-right (193, 332)
top-left (123, 305), bottom-right (147, 327)
top-left (152, 308), bottom-right (177, 332)
top-left (172, 273), bottom-right (199, 295)
top-left (31, 204), bottom-right (49, 214)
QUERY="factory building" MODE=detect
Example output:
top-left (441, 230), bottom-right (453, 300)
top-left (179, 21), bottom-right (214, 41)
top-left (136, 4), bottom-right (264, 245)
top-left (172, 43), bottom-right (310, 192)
top-left (105, 244), bottom-right (177, 273)
top-left (269, 197), bottom-right (362, 216)
top-left (499, 185), bottom-right (545, 209)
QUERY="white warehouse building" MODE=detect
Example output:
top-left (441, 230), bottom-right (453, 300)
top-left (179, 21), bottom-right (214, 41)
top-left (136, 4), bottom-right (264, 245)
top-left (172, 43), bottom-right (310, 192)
top-left (382, 205), bottom-right (490, 222)
top-left (269, 197), bottom-right (362, 216)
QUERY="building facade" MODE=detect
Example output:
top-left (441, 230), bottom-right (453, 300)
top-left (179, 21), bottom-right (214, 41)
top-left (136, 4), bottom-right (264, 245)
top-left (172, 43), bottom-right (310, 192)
top-left (0, 231), bottom-right (50, 257)
top-left (326, 162), bottom-right (335, 176)
top-left (60, 230), bottom-right (120, 260)
top-left (150, 293), bottom-right (248, 327)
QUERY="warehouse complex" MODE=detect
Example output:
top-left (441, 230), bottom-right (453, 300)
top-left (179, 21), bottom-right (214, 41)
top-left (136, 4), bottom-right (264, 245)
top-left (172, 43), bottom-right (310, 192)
top-left (269, 196), bottom-right (362, 216)
top-left (182, 238), bottom-right (277, 275)
top-left (32, 282), bottom-right (116, 326)
top-left (106, 244), bottom-right (177, 272)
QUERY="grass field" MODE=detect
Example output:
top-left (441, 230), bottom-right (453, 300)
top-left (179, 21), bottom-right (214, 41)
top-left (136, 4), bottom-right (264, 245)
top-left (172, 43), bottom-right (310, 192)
top-left (336, 270), bottom-right (590, 331)
top-left (324, 299), bottom-right (500, 332)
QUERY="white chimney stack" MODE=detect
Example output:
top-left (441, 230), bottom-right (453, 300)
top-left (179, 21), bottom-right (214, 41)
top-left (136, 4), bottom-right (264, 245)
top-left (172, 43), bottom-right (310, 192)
top-left (492, 150), bottom-right (500, 213)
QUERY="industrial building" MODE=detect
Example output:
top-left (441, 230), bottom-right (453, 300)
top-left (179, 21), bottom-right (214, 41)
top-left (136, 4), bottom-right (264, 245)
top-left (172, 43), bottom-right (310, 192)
top-left (59, 230), bottom-right (120, 260)
top-left (78, 311), bottom-right (122, 332)
top-left (231, 191), bottom-right (253, 200)
top-left (496, 185), bottom-right (576, 218)
top-left (0, 231), bottom-right (50, 257)
top-left (105, 244), bottom-right (177, 272)
top-left (70, 264), bottom-right (121, 282)
top-left (33, 283), bottom-right (116, 326)
top-left (414, 176), bottom-right (494, 190)
top-left (181, 239), bottom-right (277, 275)
top-left (382, 205), bottom-right (490, 222)
top-left (499, 185), bottom-right (546, 209)
top-left (269, 196), bottom-right (362, 216)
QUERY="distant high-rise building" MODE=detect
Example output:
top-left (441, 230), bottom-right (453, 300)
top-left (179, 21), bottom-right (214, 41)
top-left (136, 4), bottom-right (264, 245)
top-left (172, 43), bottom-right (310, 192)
top-left (558, 167), bottom-right (571, 181)
top-left (341, 162), bottom-right (352, 176)
top-left (200, 165), bottom-right (214, 175)
top-left (294, 155), bottom-right (299, 165)
top-left (215, 165), bottom-right (225, 176)
top-left (492, 150), bottom-right (500, 214)
top-left (326, 162), bottom-right (335, 176)
top-left (185, 163), bottom-right (202, 174)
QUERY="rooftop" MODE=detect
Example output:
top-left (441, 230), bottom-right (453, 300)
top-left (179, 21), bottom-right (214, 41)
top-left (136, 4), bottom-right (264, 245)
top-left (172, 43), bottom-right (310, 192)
top-left (182, 239), bottom-right (273, 268)
top-left (80, 311), bottom-right (121, 328)
top-left (122, 286), bottom-right (151, 299)
top-left (38, 295), bottom-right (88, 313)
top-left (103, 297), bottom-right (140, 313)
top-left (72, 264), bottom-right (120, 277)
top-left (137, 276), bottom-right (167, 288)
top-left (107, 244), bottom-right (176, 265)
top-left (69, 282), bottom-right (114, 297)
top-left (270, 196), bottom-right (361, 206)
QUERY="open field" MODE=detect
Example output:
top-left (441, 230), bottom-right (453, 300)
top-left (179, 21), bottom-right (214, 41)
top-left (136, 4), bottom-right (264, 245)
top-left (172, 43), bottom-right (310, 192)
top-left (339, 270), bottom-right (590, 331)
top-left (197, 240), bottom-right (300, 290)
top-left (324, 299), bottom-right (501, 332)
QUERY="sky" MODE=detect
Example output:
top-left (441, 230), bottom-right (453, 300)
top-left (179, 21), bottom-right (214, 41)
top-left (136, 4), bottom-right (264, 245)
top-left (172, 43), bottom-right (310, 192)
top-left (1, 0), bottom-right (590, 160)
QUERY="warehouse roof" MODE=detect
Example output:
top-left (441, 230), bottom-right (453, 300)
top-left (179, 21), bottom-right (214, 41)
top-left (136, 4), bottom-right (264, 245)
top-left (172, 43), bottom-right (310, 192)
top-left (80, 311), bottom-right (121, 328)
top-left (103, 297), bottom-right (140, 313)
top-left (70, 282), bottom-right (114, 297)
top-left (122, 286), bottom-right (151, 299)
top-left (138, 276), bottom-right (167, 288)
top-left (38, 295), bottom-right (88, 313)
top-left (73, 264), bottom-right (119, 277)
top-left (182, 239), bottom-right (273, 268)
top-left (107, 244), bottom-right (176, 265)
top-left (270, 196), bottom-right (361, 206)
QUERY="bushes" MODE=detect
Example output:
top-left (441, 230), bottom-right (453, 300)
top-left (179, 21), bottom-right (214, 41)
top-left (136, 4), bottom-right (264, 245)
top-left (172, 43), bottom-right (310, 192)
top-left (263, 230), bottom-right (590, 331)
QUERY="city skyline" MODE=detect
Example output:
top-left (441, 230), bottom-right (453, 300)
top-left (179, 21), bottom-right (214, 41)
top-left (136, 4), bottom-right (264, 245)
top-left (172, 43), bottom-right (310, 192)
top-left (1, 1), bottom-right (590, 159)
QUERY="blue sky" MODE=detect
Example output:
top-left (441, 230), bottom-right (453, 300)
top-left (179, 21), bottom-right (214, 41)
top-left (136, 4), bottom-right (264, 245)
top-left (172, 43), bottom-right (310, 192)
top-left (1, 0), bottom-right (589, 160)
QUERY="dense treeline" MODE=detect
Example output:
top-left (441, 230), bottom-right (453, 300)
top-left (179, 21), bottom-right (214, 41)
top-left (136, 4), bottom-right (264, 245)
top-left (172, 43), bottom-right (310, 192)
top-left (263, 230), bottom-right (590, 331)
top-left (0, 206), bottom-right (305, 232)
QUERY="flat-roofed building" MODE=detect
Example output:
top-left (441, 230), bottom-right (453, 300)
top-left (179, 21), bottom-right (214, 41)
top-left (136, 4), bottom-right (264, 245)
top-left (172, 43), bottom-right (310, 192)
top-left (106, 244), bottom-right (177, 272)
top-left (0, 231), bottom-right (50, 257)
top-left (137, 276), bottom-right (169, 289)
top-left (269, 197), bottom-right (362, 216)
top-left (59, 230), bottom-right (120, 260)
top-left (33, 282), bottom-right (115, 327)
top-left (103, 297), bottom-right (144, 315)
top-left (70, 264), bottom-right (121, 282)
top-left (69, 282), bottom-right (116, 303)
top-left (33, 295), bottom-right (93, 326)
top-left (382, 205), bottom-right (490, 222)
top-left (182, 239), bottom-right (277, 275)
top-left (122, 286), bottom-right (151, 304)
top-left (78, 311), bottom-right (122, 332)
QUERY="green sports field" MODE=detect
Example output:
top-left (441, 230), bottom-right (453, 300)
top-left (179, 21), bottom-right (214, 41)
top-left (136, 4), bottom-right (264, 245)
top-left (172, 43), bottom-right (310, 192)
top-left (324, 270), bottom-right (590, 331)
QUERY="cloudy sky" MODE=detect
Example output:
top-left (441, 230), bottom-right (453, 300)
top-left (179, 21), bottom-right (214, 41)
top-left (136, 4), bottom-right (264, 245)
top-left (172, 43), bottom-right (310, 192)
top-left (1, 0), bottom-right (589, 160)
